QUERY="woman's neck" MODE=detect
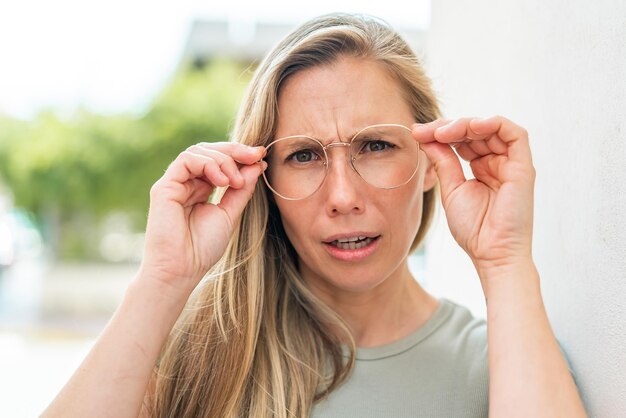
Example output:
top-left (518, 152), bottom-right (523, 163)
top-left (306, 262), bottom-right (439, 348)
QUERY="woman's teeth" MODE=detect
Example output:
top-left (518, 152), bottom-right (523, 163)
top-left (331, 236), bottom-right (374, 250)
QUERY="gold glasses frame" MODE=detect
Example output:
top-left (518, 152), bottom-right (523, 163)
top-left (261, 123), bottom-right (420, 201)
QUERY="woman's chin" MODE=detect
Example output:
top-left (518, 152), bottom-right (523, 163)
top-left (311, 272), bottom-right (389, 295)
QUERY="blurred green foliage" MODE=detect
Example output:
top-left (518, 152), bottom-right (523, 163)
top-left (0, 59), bottom-right (252, 260)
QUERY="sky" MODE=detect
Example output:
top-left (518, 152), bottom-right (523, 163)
top-left (0, 0), bottom-right (430, 120)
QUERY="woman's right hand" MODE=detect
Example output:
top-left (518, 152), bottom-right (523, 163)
top-left (42, 142), bottom-right (265, 418)
top-left (138, 142), bottom-right (266, 298)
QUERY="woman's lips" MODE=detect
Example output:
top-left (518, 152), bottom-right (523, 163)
top-left (323, 235), bottom-right (381, 261)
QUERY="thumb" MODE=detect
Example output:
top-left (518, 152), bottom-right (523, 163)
top-left (217, 162), bottom-right (264, 220)
top-left (420, 142), bottom-right (466, 204)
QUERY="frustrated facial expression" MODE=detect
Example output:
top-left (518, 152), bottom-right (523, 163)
top-left (273, 56), bottom-right (436, 296)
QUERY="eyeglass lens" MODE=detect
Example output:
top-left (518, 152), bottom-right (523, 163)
top-left (263, 125), bottom-right (418, 200)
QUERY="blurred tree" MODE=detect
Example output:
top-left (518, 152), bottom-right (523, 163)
top-left (0, 59), bottom-right (251, 260)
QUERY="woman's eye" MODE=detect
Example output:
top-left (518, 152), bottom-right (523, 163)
top-left (361, 140), bottom-right (393, 153)
top-left (287, 149), bottom-right (318, 163)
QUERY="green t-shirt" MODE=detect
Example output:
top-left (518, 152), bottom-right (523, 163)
top-left (310, 297), bottom-right (577, 417)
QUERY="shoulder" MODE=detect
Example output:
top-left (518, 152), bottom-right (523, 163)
top-left (435, 298), bottom-right (487, 352)
top-left (433, 299), bottom-right (579, 388)
top-left (426, 298), bottom-right (488, 381)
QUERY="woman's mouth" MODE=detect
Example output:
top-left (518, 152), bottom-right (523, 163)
top-left (323, 235), bottom-right (381, 261)
top-left (329, 236), bottom-right (376, 250)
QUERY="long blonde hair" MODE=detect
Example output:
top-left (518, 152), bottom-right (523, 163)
top-left (148, 13), bottom-right (441, 417)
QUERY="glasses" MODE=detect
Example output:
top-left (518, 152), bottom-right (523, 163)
top-left (261, 124), bottom-right (419, 200)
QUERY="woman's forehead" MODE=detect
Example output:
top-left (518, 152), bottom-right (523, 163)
top-left (275, 58), bottom-right (412, 139)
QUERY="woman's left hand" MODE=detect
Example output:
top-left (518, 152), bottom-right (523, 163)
top-left (412, 116), bottom-right (535, 275)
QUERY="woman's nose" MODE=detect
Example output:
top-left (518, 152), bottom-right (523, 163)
top-left (322, 148), bottom-right (365, 215)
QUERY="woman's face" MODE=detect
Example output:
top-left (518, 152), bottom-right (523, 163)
top-left (273, 56), bottom-right (436, 296)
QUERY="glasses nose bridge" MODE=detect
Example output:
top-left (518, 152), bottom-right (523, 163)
top-left (325, 142), bottom-right (351, 150)
top-left (324, 141), bottom-right (356, 171)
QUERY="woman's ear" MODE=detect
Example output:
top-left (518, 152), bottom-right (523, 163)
top-left (423, 154), bottom-right (438, 192)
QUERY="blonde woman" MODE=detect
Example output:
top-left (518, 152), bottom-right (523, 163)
top-left (44, 13), bottom-right (587, 418)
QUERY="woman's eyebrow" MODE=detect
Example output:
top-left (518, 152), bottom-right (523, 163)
top-left (278, 126), bottom-right (367, 145)
top-left (277, 134), bottom-right (356, 146)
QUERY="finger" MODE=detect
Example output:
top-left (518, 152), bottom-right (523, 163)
top-left (461, 135), bottom-right (508, 156)
top-left (412, 119), bottom-right (452, 144)
top-left (466, 140), bottom-right (492, 156)
top-left (452, 138), bottom-right (506, 162)
top-left (163, 151), bottom-right (230, 187)
top-left (217, 162), bottom-right (266, 221)
top-left (452, 142), bottom-right (481, 161)
top-left (183, 178), bottom-right (215, 207)
top-left (469, 155), bottom-right (504, 191)
top-left (468, 116), bottom-right (532, 164)
top-left (434, 117), bottom-right (488, 143)
top-left (419, 141), bottom-right (467, 204)
top-left (415, 118), bottom-right (485, 165)
top-left (484, 134), bottom-right (508, 154)
top-left (186, 146), bottom-right (244, 189)
top-left (196, 142), bottom-right (266, 164)
top-left (426, 118), bottom-right (510, 157)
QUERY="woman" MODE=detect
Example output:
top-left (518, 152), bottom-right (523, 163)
top-left (44, 13), bottom-right (587, 417)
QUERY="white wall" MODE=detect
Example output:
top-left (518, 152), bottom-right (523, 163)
top-left (422, 1), bottom-right (626, 415)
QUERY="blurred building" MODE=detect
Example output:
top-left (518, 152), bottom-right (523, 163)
top-left (180, 19), bottom-right (426, 68)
